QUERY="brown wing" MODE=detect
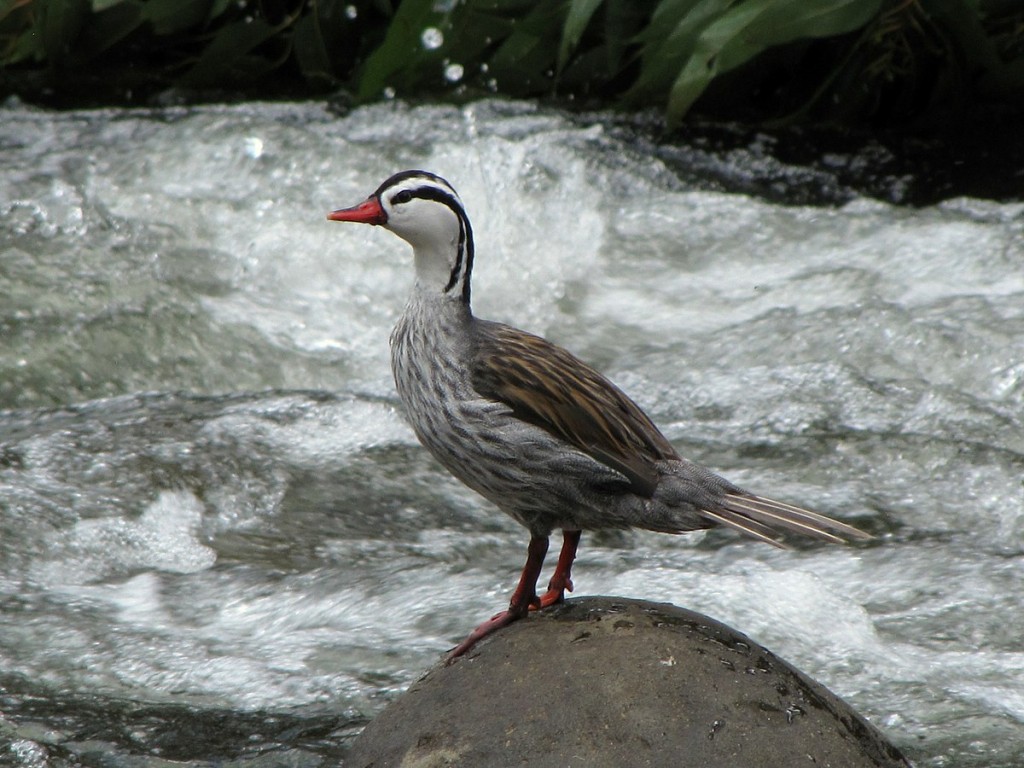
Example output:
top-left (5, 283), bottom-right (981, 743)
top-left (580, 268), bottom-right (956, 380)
top-left (471, 320), bottom-right (679, 496)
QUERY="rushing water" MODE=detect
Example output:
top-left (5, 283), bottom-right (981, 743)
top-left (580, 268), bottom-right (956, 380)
top-left (1, 98), bottom-right (1022, 766)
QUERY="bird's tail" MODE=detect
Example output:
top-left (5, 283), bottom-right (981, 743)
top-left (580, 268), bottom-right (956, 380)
top-left (699, 491), bottom-right (872, 548)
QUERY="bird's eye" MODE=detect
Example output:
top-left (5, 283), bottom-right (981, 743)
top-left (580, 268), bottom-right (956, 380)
top-left (392, 190), bottom-right (413, 205)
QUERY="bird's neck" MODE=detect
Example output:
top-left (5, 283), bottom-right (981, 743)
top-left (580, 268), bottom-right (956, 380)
top-left (393, 273), bottom-right (474, 371)
top-left (406, 274), bottom-right (474, 326)
top-left (407, 213), bottom-right (475, 307)
top-left (412, 247), bottom-right (464, 299)
top-left (403, 239), bottom-right (475, 329)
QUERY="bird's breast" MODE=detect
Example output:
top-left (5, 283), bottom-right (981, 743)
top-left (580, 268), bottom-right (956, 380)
top-left (387, 304), bottom-right (641, 533)
top-left (390, 308), bottom-right (479, 451)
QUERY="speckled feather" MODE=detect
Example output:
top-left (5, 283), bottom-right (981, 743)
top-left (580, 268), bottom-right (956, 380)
top-left (333, 170), bottom-right (871, 549)
top-left (471, 320), bottom-right (676, 497)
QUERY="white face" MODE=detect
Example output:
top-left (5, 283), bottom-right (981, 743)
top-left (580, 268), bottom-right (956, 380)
top-left (377, 175), bottom-right (471, 293)
top-left (381, 187), bottom-right (462, 254)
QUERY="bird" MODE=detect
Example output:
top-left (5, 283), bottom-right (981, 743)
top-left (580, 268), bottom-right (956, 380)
top-left (327, 170), bottom-right (871, 659)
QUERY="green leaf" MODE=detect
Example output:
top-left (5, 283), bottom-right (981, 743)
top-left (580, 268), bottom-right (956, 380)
top-left (207, 0), bottom-right (234, 23)
top-left (181, 17), bottom-right (285, 86)
top-left (76, 0), bottom-right (144, 59)
top-left (357, 0), bottom-right (447, 100)
top-left (752, 0), bottom-right (883, 43)
top-left (292, 10), bottom-right (334, 85)
top-left (141, 0), bottom-right (213, 36)
top-left (662, 0), bottom-right (883, 123)
top-left (636, 0), bottom-right (716, 44)
top-left (601, 0), bottom-right (646, 71)
top-left (629, 0), bottom-right (731, 98)
top-left (91, 0), bottom-right (130, 11)
top-left (41, 0), bottom-right (90, 65)
top-left (488, 2), bottom-right (565, 95)
top-left (470, 0), bottom-right (540, 11)
top-left (558, 0), bottom-right (603, 72)
top-left (1, 0), bottom-right (43, 65)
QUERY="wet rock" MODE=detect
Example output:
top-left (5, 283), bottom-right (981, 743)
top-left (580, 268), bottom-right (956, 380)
top-left (347, 597), bottom-right (910, 768)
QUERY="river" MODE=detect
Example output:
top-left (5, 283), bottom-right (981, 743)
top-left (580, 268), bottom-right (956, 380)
top-left (1, 98), bottom-right (1022, 766)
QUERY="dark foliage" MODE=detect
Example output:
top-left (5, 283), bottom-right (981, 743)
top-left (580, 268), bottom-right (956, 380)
top-left (1, 0), bottom-right (1022, 126)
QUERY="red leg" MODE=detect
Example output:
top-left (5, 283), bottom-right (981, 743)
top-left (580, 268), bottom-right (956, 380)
top-left (537, 530), bottom-right (580, 609)
top-left (447, 534), bottom-right (549, 660)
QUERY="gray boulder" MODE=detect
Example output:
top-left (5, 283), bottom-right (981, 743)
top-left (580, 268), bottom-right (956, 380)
top-left (348, 597), bottom-right (910, 767)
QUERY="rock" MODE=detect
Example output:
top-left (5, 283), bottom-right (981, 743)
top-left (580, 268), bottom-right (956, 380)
top-left (347, 597), bottom-right (910, 768)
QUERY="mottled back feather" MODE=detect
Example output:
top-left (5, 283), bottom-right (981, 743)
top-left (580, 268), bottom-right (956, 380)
top-left (471, 320), bottom-right (679, 496)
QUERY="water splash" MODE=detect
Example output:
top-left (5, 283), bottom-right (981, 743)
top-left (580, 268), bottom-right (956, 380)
top-left (0, 99), bottom-right (1021, 767)
top-left (444, 62), bottom-right (464, 83)
top-left (420, 27), bottom-right (443, 50)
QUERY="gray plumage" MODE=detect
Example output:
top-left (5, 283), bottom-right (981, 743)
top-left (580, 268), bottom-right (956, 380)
top-left (391, 281), bottom-right (863, 546)
top-left (328, 170), bottom-right (870, 655)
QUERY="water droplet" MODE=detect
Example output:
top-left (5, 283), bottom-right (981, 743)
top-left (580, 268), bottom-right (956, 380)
top-left (383, 86), bottom-right (396, 100)
top-left (432, 0), bottom-right (457, 11)
top-left (344, 4), bottom-right (357, 19)
top-left (242, 136), bottom-right (264, 159)
top-left (421, 27), bottom-right (443, 50)
top-left (443, 62), bottom-right (464, 83)
top-left (486, 78), bottom-right (498, 93)
top-left (479, 62), bottom-right (488, 74)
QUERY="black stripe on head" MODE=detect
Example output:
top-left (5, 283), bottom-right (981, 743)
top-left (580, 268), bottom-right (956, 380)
top-left (384, 177), bottom-right (475, 306)
top-left (373, 170), bottom-right (453, 200)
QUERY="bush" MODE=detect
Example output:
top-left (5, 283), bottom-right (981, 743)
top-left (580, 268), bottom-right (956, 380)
top-left (1, 0), bottom-right (1022, 125)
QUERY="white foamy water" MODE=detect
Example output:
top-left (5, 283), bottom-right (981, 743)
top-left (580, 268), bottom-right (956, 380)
top-left (1, 98), bottom-right (1022, 766)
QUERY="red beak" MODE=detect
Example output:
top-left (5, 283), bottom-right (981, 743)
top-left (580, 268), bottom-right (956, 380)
top-left (327, 197), bottom-right (387, 225)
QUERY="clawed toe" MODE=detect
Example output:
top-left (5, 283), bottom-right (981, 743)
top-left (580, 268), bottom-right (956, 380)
top-left (447, 530), bottom-right (582, 661)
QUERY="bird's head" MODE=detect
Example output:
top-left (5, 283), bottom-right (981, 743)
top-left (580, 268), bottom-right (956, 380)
top-left (328, 170), bottom-right (474, 303)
